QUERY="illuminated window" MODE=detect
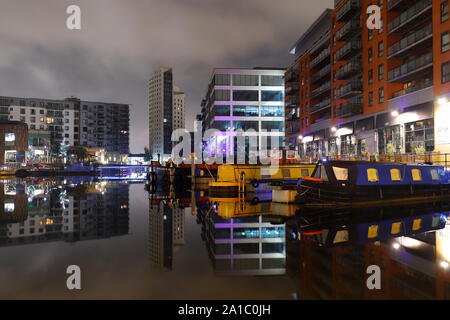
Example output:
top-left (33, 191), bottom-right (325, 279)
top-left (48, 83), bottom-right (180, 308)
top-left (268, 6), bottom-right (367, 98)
top-left (4, 133), bottom-right (15, 146)
top-left (412, 219), bottom-right (422, 231)
top-left (367, 168), bottom-right (379, 182)
top-left (391, 222), bottom-right (402, 235)
top-left (390, 168), bottom-right (402, 181)
top-left (368, 225), bottom-right (379, 239)
top-left (412, 169), bottom-right (422, 181)
top-left (431, 169), bottom-right (440, 181)
top-left (332, 167), bottom-right (348, 181)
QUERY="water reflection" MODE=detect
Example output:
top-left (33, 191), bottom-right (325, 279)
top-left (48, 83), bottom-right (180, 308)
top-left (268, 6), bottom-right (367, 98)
top-left (0, 178), bottom-right (129, 246)
top-left (2, 177), bottom-right (450, 300)
top-left (148, 199), bottom-right (186, 270)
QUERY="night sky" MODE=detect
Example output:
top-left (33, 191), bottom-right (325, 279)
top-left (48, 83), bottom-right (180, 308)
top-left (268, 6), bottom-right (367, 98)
top-left (0, 0), bottom-right (333, 153)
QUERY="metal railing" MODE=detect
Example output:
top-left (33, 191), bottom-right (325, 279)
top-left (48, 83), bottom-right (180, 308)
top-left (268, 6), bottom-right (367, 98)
top-left (391, 79), bottom-right (433, 98)
top-left (388, 24), bottom-right (432, 58)
top-left (293, 152), bottom-right (450, 169)
top-left (388, 51), bottom-right (432, 82)
top-left (388, 0), bottom-right (432, 33)
top-left (310, 47), bottom-right (331, 69)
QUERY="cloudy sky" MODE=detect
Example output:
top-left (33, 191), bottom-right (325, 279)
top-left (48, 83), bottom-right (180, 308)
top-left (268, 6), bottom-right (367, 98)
top-left (0, 0), bottom-right (333, 153)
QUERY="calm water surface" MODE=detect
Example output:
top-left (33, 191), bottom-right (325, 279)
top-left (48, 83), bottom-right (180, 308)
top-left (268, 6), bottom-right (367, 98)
top-left (0, 178), bottom-right (449, 300)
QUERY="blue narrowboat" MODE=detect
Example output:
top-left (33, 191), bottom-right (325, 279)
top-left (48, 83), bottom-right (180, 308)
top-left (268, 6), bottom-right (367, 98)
top-left (296, 160), bottom-right (450, 206)
top-left (291, 203), bottom-right (450, 246)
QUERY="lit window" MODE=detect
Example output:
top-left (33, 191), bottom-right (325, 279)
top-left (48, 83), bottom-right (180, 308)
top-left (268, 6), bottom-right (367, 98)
top-left (4, 133), bottom-right (15, 146)
top-left (368, 225), bottom-right (379, 239)
top-left (390, 168), bottom-right (402, 181)
top-left (391, 222), bottom-right (402, 235)
top-left (412, 219), bottom-right (422, 231)
top-left (412, 169), bottom-right (422, 181)
top-left (431, 169), bottom-right (440, 181)
top-left (367, 168), bottom-right (379, 182)
top-left (332, 167), bottom-right (348, 181)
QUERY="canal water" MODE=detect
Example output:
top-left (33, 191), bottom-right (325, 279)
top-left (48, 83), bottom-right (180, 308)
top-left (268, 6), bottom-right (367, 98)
top-left (0, 178), bottom-right (449, 300)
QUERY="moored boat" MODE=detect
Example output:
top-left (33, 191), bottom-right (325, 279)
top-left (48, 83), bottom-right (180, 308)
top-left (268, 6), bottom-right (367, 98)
top-left (296, 160), bottom-right (450, 207)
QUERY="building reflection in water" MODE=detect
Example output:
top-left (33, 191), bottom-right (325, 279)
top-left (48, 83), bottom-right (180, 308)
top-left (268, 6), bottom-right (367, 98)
top-left (287, 203), bottom-right (450, 300)
top-left (198, 197), bottom-right (295, 277)
top-left (0, 179), bottom-right (129, 247)
top-left (148, 197), bottom-right (185, 270)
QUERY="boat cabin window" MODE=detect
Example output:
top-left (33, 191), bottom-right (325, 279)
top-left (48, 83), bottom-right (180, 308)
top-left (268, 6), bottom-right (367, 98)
top-left (391, 222), bottom-right (402, 235)
top-left (313, 165), bottom-right (328, 181)
top-left (412, 219), bottom-right (422, 231)
top-left (332, 167), bottom-right (348, 181)
top-left (431, 169), bottom-right (440, 181)
top-left (412, 169), bottom-right (422, 181)
top-left (367, 168), bottom-right (379, 182)
top-left (390, 168), bottom-right (402, 182)
top-left (368, 225), bottom-right (379, 239)
top-left (432, 216), bottom-right (441, 228)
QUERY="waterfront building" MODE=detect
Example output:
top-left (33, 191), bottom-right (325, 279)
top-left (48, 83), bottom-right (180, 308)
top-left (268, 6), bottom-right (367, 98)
top-left (286, 0), bottom-right (450, 159)
top-left (0, 96), bottom-right (130, 162)
top-left (0, 121), bottom-right (28, 165)
top-left (148, 68), bottom-right (185, 162)
top-left (200, 68), bottom-right (286, 159)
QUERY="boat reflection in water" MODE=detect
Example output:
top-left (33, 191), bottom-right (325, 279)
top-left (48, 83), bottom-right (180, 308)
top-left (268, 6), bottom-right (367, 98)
top-left (287, 203), bottom-right (450, 299)
top-left (0, 178), bottom-right (130, 247)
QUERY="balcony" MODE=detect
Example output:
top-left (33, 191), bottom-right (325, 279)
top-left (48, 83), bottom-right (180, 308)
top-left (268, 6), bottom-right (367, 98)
top-left (285, 70), bottom-right (299, 82)
top-left (336, 81), bottom-right (362, 99)
top-left (335, 59), bottom-right (361, 80)
top-left (388, 0), bottom-right (432, 34)
top-left (387, 24), bottom-right (432, 59)
top-left (335, 41), bottom-right (361, 61)
top-left (336, 102), bottom-right (362, 118)
top-left (285, 83), bottom-right (299, 95)
top-left (335, 18), bottom-right (360, 42)
top-left (336, 0), bottom-right (360, 22)
top-left (388, 0), bottom-right (410, 11)
top-left (310, 99), bottom-right (331, 114)
top-left (311, 82), bottom-right (331, 99)
top-left (310, 47), bottom-right (331, 69)
top-left (391, 79), bottom-right (433, 98)
top-left (311, 65), bottom-right (331, 84)
top-left (285, 95), bottom-right (299, 106)
top-left (388, 52), bottom-right (432, 83)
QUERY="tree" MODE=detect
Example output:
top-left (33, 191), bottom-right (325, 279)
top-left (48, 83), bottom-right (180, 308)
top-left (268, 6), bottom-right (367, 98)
top-left (67, 146), bottom-right (89, 163)
top-left (144, 146), bottom-right (152, 162)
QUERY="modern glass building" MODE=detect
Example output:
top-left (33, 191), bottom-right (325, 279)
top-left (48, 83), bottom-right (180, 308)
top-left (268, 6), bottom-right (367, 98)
top-left (200, 68), bottom-right (286, 159)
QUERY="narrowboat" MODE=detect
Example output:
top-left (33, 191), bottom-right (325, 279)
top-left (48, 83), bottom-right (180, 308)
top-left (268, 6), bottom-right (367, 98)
top-left (288, 202), bottom-right (450, 247)
top-left (209, 163), bottom-right (315, 198)
top-left (296, 160), bottom-right (450, 207)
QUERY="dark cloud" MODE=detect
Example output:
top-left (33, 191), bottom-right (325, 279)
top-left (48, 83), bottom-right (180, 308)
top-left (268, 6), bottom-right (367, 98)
top-left (0, 0), bottom-right (333, 152)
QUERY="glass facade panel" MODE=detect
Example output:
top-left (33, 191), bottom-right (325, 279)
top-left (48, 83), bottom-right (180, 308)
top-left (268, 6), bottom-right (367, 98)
top-left (261, 91), bottom-right (283, 102)
top-left (232, 106), bottom-right (259, 117)
top-left (261, 106), bottom-right (283, 117)
top-left (232, 75), bottom-right (259, 86)
top-left (405, 119), bottom-right (434, 154)
top-left (233, 91), bottom-right (258, 101)
top-left (261, 75), bottom-right (284, 86)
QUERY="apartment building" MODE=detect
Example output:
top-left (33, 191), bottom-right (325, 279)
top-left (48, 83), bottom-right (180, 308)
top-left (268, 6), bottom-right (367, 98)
top-left (200, 68), bottom-right (286, 158)
top-left (286, 0), bottom-right (450, 159)
top-left (149, 68), bottom-right (185, 162)
top-left (0, 96), bottom-right (130, 162)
